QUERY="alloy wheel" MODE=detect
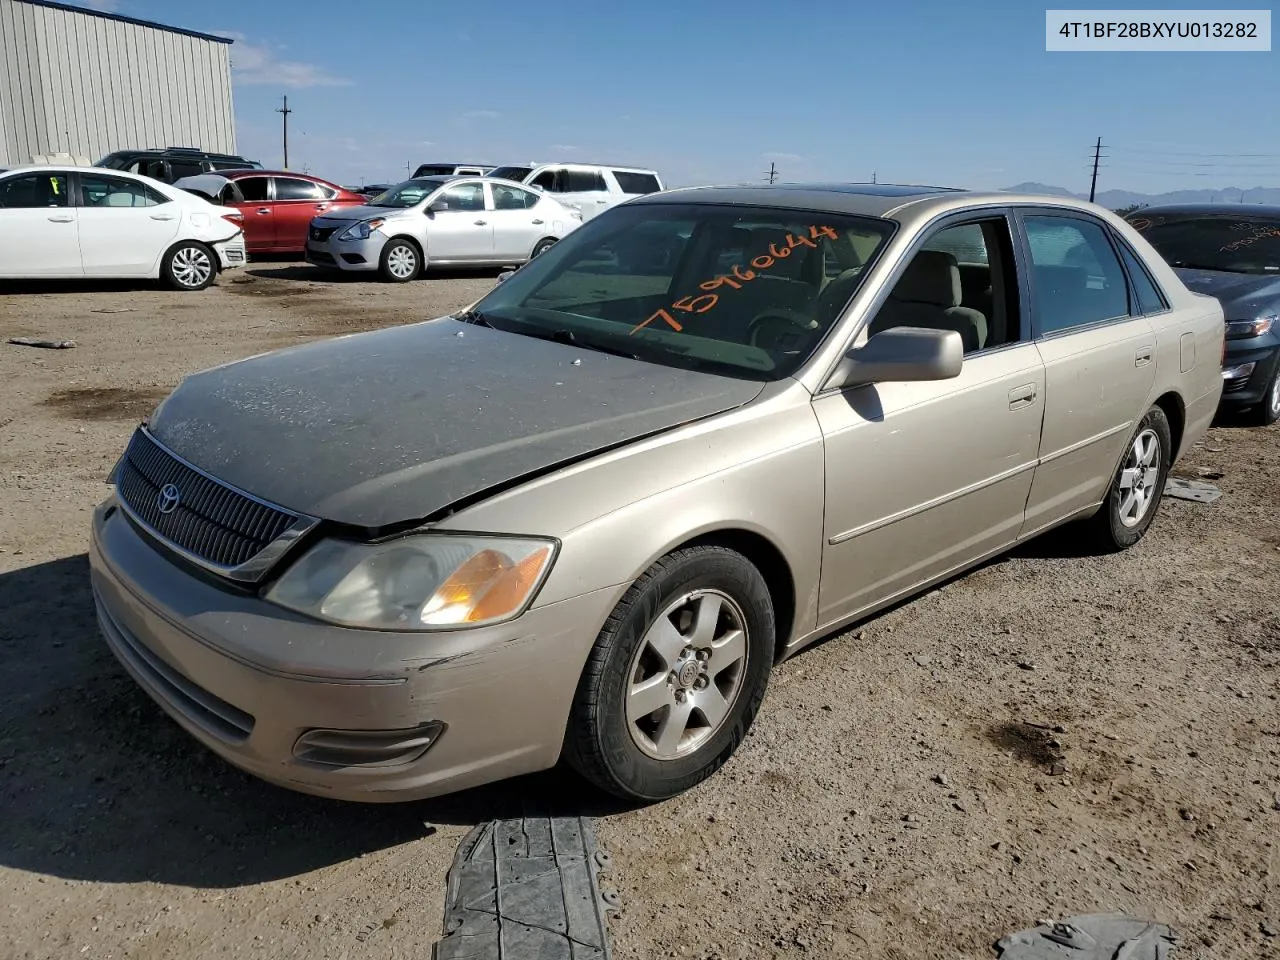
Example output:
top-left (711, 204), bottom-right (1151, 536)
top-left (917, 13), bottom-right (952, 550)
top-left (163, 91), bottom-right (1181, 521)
top-left (171, 246), bottom-right (212, 288)
top-left (1116, 428), bottom-right (1161, 528)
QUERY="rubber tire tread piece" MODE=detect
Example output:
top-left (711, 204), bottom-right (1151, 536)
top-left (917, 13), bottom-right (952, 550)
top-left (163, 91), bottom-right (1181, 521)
top-left (379, 237), bottom-right (421, 282)
top-left (1085, 405), bottom-right (1172, 552)
top-left (563, 545), bottom-right (775, 802)
top-left (432, 816), bottom-right (616, 960)
top-left (161, 241), bottom-right (216, 291)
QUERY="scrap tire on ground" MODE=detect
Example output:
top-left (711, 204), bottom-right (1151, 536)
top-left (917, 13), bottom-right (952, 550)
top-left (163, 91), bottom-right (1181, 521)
top-left (564, 545), bottom-right (775, 803)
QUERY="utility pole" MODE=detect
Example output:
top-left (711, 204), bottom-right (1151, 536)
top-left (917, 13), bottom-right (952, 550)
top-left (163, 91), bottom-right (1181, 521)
top-left (764, 162), bottom-right (778, 184)
top-left (1088, 136), bottom-right (1105, 203)
top-left (276, 95), bottom-right (292, 169)
top-left (872, 170), bottom-right (877, 184)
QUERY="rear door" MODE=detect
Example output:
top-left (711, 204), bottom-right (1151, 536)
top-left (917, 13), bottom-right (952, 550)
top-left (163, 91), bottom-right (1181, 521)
top-left (487, 181), bottom-right (546, 261)
top-left (560, 167), bottom-right (613, 220)
top-left (0, 171), bottom-right (82, 277)
top-left (425, 181), bottom-right (494, 261)
top-left (75, 172), bottom-right (181, 276)
top-left (233, 175), bottom-right (276, 250)
top-left (1015, 210), bottom-right (1157, 535)
top-left (271, 176), bottom-right (335, 252)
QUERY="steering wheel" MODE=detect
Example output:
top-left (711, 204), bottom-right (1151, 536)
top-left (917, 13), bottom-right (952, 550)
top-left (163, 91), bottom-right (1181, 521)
top-left (747, 310), bottom-right (819, 353)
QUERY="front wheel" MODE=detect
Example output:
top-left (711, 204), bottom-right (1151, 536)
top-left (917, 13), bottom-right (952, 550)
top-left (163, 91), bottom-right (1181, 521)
top-left (1246, 359), bottom-right (1280, 426)
top-left (1085, 405), bottom-right (1172, 551)
top-left (162, 242), bottom-right (216, 291)
top-left (379, 238), bottom-right (421, 282)
top-left (564, 546), bottom-right (775, 802)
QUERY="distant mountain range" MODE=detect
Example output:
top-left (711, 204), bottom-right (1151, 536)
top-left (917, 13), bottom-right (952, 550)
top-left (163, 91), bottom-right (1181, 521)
top-left (1003, 181), bottom-right (1280, 210)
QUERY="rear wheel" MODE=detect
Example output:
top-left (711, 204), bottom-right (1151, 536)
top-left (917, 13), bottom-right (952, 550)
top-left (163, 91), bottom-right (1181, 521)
top-left (564, 546), bottom-right (774, 802)
top-left (1085, 405), bottom-right (1172, 551)
top-left (162, 241), bottom-right (216, 291)
top-left (531, 237), bottom-right (558, 259)
top-left (379, 238), bottom-right (421, 282)
top-left (1247, 360), bottom-right (1280, 426)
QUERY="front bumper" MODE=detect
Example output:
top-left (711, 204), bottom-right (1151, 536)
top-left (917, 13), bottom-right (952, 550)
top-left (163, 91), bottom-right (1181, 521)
top-left (304, 231), bottom-right (384, 272)
top-left (89, 498), bottom-right (617, 802)
top-left (1220, 337), bottom-right (1280, 408)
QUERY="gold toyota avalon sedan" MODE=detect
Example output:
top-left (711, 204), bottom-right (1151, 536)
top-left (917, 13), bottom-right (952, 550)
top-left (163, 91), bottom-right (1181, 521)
top-left (90, 183), bottom-right (1224, 803)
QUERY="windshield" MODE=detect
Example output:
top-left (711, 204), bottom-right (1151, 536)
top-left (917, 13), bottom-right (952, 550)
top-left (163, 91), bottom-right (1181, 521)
top-left (489, 165), bottom-right (533, 182)
top-left (471, 202), bottom-right (894, 380)
top-left (367, 177), bottom-right (449, 208)
top-left (1128, 213), bottom-right (1280, 274)
top-left (412, 165), bottom-right (457, 177)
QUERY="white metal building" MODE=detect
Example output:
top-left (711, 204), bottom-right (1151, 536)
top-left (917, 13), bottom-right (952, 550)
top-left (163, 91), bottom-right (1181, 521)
top-left (0, 0), bottom-right (237, 167)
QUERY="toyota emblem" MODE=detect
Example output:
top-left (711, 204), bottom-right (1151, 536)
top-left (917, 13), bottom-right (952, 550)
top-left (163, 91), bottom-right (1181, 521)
top-left (156, 483), bottom-right (181, 515)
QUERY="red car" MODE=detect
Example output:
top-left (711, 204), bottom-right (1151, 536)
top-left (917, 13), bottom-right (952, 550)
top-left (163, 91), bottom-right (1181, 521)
top-left (172, 170), bottom-right (367, 254)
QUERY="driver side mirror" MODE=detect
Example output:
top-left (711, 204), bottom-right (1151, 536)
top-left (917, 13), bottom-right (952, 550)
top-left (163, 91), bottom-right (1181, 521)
top-left (825, 327), bottom-right (963, 390)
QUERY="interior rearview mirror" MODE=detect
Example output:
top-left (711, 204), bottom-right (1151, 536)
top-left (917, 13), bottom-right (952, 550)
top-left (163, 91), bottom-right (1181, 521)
top-left (826, 327), bottom-right (963, 390)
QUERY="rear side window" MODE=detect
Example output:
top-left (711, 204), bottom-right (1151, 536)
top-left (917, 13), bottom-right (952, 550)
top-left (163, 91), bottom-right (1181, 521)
top-left (562, 169), bottom-right (607, 192)
top-left (613, 171), bottom-right (661, 195)
top-left (79, 173), bottom-right (168, 207)
top-left (275, 177), bottom-right (326, 201)
top-left (492, 183), bottom-right (539, 210)
top-left (1115, 239), bottom-right (1168, 315)
top-left (529, 169), bottom-right (560, 191)
top-left (1024, 215), bottom-right (1131, 335)
top-left (168, 161), bottom-right (204, 179)
top-left (236, 177), bottom-right (271, 202)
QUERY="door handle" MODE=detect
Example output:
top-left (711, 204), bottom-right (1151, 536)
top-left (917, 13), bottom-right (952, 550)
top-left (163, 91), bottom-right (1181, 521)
top-left (531, 218), bottom-right (544, 225)
top-left (1135, 346), bottom-right (1153, 367)
top-left (256, 208), bottom-right (271, 215)
top-left (149, 213), bottom-right (175, 221)
top-left (47, 215), bottom-right (74, 222)
top-left (474, 219), bottom-right (487, 226)
top-left (595, 199), bottom-right (608, 203)
top-left (1008, 383), bottom-right (1038, 410)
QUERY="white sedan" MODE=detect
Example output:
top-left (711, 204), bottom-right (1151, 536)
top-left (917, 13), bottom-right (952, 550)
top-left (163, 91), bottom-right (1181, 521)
top-left (0, 166), bottom-right (246, 290)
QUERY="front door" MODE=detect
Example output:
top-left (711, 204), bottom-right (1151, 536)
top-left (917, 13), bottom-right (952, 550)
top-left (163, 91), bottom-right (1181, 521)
top-left (75, 172), bottom-right (181, 276)
top-left (271, 176), bottom-right (336, 252)
top-left (424, 182), bottom-right (494, 261)
top-left (814, 215), bottom-right (1045, 626)
top-left (1016, 212), bottom-right (1158, 535)
top-left (0, 172), bottom-right (82, 277)
top-left (487, 181), bottom-right (546, 261)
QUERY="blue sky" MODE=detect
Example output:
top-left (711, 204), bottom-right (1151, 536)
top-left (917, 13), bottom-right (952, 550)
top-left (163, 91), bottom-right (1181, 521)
top-left (69, 0), bottom-right (1280, 193)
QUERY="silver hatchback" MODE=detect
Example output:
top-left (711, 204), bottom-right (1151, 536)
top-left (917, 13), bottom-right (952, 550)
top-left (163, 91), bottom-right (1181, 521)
top-left (305, 176), bottom-right (582, 281)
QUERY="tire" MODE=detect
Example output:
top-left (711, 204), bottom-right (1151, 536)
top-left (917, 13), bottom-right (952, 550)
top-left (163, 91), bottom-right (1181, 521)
top-left (1085, 405), bottom-right (1172, 551)
top-left (531, 237), bottom-right (558, 259)
top-left (162, 241), bottom-right (216, 291)
top-left (1246, 359), bottom-right (1280, 426)
top-left (564, 545), bottom-right (775, 802)
top-left (379, 238), bottom-right (421, 282)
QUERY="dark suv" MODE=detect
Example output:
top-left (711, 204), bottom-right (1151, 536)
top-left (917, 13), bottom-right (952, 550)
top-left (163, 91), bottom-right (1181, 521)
top-left (96, 147), bottom-right (263, 183)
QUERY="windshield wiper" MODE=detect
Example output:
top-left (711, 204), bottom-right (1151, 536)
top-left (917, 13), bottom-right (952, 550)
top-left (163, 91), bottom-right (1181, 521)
top-left (515, 326), bottom-right (641, 360)
top-left (455, 309), bottom-right (496, 328)
top-left (1171, 260), bottom-right (1252, 274)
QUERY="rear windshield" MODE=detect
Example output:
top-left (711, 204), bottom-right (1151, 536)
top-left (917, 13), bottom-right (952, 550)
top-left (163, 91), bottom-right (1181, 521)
top-left (471, 202), bottom-right (894, 381)
top-left (613, 171), bottom-right (662, 195)
top-left (1128, 213), bottom-right (1280, 275)
top-left (489, 165), bottom-right (533, 182)
top-left (412, 164), bottom-right (458, 177)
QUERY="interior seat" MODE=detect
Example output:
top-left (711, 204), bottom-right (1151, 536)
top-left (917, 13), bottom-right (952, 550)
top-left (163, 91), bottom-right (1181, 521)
top-left (867, 250), bottom-right (987, 352)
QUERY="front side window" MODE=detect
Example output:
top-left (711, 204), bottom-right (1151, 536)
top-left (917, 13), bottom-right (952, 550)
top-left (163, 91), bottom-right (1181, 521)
top-left (79, 174), bottom-right (167, 208)
top-left (471, 203), bottom-right (894, 380)
top-left (0, 173), bottom-right (70, 208)
top-left (529, 168), bottom-right (560, 191)
top-left (1024, 215), bottom-right (1130, 335)
top-left (274, 177), bottom-right (326, 201)
top-left (492, 183), bottom-right (539, 210)
top-left (1127, 213), bottom-right (1280, 275)
top-left (434, 182), bottom-right (485, 212)
top-left (562, 169), bottom-right (607, 192)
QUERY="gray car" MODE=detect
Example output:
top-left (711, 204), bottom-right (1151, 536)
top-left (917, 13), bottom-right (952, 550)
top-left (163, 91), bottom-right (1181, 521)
top-left (90, 183), bottom-right (1223, 804)
top-left (305, 175), bottom-right (582, 281)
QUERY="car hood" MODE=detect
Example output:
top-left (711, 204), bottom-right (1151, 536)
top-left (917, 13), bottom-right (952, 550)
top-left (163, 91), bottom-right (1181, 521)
top-left (1173, 267), bottom-right (1280, 319)
top-left (315, 203), bottom-right (413, 223)
top-left (146, 318), bottom-right (765, 528)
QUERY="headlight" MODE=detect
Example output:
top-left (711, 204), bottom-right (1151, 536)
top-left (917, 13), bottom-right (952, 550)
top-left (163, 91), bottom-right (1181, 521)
top-left (265, 534), bottom-right (556, 630)
top-left (338, 218), bottom-right (385, 241)
top-left (1225, 316), bottom-right (1276, 338)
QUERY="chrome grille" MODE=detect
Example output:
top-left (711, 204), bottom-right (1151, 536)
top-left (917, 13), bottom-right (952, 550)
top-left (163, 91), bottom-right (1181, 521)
top-left (114, 427), bottom-right (307, 576)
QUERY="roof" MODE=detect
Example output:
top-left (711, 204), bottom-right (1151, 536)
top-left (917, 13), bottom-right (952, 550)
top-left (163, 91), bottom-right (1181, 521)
top-left (14, 0), bottom-right (233, 44)
top-left (1128, 202), bottom-right (1280, 218)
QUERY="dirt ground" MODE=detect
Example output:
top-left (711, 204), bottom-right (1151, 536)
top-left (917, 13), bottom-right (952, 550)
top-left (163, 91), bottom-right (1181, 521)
top-left (1, 262), bottom-right (1277, 960)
